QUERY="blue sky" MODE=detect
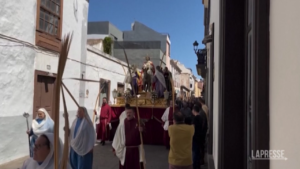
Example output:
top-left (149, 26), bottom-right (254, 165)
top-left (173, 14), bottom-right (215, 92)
top-left (88, 0), bottom-right (205, 78)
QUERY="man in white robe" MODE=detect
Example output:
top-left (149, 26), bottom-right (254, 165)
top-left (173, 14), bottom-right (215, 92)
top-left (112, 104), bottom-right (145, 169)
top-left (161, 100), bottom-right (175, 149)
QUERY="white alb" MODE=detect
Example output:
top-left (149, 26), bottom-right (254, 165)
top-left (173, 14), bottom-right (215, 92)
top-left (161, 107), bottom-right (170, 131)
top-left (112, 110), bottom-right (145, 165)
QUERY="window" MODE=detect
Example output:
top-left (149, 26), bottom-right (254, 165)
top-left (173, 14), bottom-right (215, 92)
top-left (36, 0), bottom-right (63, 52)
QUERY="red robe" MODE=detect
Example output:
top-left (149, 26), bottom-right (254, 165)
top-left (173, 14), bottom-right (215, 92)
top-left (119, 118), bottom-right (144, 169)
top-left (164, 107), bottom-right (174, 149)
top-left (97, 103), bottom-right (112, 141)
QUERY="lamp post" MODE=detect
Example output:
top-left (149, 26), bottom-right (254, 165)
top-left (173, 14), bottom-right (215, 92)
top-left (193, 41), bottom-right (206, 65)
top-left (112, 89), bottom-right (118, 104)
top-left (193, 40), bottom-right (199, 52)
top-left (193, 41), bottom-right (208, 102)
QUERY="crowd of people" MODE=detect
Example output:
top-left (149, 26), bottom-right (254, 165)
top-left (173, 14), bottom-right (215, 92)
top-left (162, 97), bottom-right (209, 169)
top-left (21, 96), bottom-right (208, 169)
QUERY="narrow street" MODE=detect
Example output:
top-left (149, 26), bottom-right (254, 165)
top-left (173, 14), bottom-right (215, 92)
top-left (93, 142), bottom-right (208, 169)
top-left (93, 143), bottom-right (169, 169)
top-left (0, 142), bottom-right (209, 169)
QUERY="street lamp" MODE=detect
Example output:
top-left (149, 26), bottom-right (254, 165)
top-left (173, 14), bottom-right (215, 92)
top-left (193, 40), bottom-right (199, 52)
top-left (193, 41), bottom-right (206, 65)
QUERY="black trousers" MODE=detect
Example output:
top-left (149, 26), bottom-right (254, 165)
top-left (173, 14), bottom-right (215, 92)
top-left (192, 142), bottom-right (201, 169)
top-left (200, 136), bottom-right (207, 165)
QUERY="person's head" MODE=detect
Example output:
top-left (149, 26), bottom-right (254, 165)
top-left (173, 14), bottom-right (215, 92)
top-left (199, 97), bottom-right (205, 104)
top-left (163, 67), bottom-right (168, 72)
top-left (33, 134), bottom-right (51, 162)
top-left (37, 110), bottom-right (46, 120)
top-left (125, 104), bottom-right (135, 120)
top-left (102, 97), bottom-right (107, 104)
top-left (156, 66), bottom-right (162, 72)
top-left (77, 107), bottom-right (85, 119)
top-left (192, 105), bottom-right (200, 116)
top-left (145, 56), bottom-right (150, 61)
top-left (173, 110), bottom-right (185, 124)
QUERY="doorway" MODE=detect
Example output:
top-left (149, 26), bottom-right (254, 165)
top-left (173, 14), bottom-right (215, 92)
top-left (33, 70), bottom-right (56, 119)
top-left (99, 79), bottom-right (111, 106)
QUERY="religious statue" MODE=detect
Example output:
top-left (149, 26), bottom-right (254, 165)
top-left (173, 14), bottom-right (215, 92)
top-left (141, 56), bottom-right (155, 92)
top-left (152, 66), bottom-right (166, 98)
top-left (124, 65), bottom-right (142, 96)
top-left (163, 67), bottom-right (172, 92)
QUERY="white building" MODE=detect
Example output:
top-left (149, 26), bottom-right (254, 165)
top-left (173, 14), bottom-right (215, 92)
top-left (170, 59), bottom-right (181, 95)
top-left (177, 61), bottom-right (193, 99)
top-left (200, 0), bottom-right (300, 169)
top-left (188, 69), bottom-right (195, 92)
top-left (0, 0), bottom-right (129, 165)
top-left (85, 45), bottom-right (129, 107)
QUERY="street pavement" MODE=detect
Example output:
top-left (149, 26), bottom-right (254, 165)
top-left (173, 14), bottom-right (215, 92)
top-left (0, 142), bottom-right (208, 169)
top-left (93, 142), bottom-right (169, 169)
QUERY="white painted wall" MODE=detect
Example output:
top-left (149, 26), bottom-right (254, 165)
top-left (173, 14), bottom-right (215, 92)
top-left (0, 0), bottom-right (89, 164)
top-left (170, 61), bottom-right (181, 88)
top-left (208, 0), bottom-right (220, 167)
top-left (85, 45), bottom-right (128, 108)
top-left (270, 1), bottom-right (300, 168)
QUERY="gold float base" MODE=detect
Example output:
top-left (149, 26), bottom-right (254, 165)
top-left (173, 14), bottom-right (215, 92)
top-left (111, 92), bottom-right (168, 109)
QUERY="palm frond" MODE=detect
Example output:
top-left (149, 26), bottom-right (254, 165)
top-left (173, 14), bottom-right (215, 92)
top-left (53, 33), bottom-right (73, 169)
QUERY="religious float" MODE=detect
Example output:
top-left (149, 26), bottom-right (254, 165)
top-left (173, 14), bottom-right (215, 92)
top-left (108, 56), bottom-right (175, 146)
top-left (109, 91), bottom-right (173, 145)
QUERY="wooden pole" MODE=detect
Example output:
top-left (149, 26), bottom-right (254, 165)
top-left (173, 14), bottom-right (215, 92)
top-left (62, 82), bottom-right (80, 108)
top-left (53, 33), bottom-right (73, 169)
top-left (169, 76), bottom-right (175, 111)
top-left (92, 85), bottom-right (106, 125)
top-left (160, 51), bottom-right (166, 68)
top-left (115, 41), bottom-right (146, 169)
top-left (61, 86), bottom-right (70, 169)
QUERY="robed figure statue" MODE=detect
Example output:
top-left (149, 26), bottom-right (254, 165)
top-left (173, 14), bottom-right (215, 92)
top-left (124, 65), bottom-right (141, 96)
top-left (141, 56), bottom-right (155, 92)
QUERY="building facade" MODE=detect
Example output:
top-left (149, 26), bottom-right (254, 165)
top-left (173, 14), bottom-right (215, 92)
top-left (86, 45), bottom-right (129, 107)
top-left (199, 0), bottom-right (300, 169)
top-left (0, 0), bottom-right (89, 164)
top-left (0, 0), bottom-right (130, 164)
top-left (176, 61), bottom-right (192, 99)
top-left (193, 75), bottom-right (202, 97)
top-left (87, 21), bottom-right (171, 70)
top-left (170, 59), bottom-right (181, 94)
top-left (115, 21), bottom-right (170, 69)
top-left (193, 79), bottom-right (202, 97)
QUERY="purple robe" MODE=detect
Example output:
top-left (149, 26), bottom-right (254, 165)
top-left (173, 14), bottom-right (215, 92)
top-left (131, 71), bottom-right (140, 95)
top-left (152, 75), bottom-right (166, 97)
top-left (119, 118), bottom-right (144, 169)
